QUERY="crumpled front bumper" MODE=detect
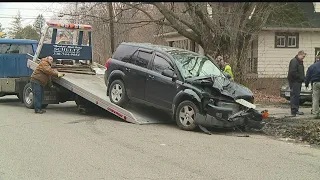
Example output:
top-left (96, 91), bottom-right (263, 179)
top-left (194, 104), bottom-right (265, 129)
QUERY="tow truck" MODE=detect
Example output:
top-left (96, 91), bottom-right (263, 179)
top-left (24, 21), bottom-right (165, 125)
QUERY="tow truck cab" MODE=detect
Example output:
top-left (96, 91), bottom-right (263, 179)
top-left (23, 21), bottom-right (95, 109)
top-left (0, 39), bottom-right (38, 100)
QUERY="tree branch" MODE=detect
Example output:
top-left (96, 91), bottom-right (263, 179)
top-left (124, 3), bottom-right (171, 26)
top-left (153, 3), bottom-right (202, 36)
top-left (152, 3), bottom-right (201, 44)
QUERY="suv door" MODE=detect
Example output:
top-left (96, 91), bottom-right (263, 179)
top-left (124, 48), bottom-right (153, 100)
top-left (145, 53), bottom-right (177, 110)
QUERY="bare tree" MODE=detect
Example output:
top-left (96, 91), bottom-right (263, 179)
top-left (58, 2), bottom-right (166, 64)
top-left (117, 2), bottom-right (282, 83)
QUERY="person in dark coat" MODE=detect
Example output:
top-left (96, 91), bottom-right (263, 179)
top-left (287, 50), bottom-right (306, 116)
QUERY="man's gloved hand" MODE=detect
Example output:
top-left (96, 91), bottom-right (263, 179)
top-left (58, 73), bottom-right (65, 78)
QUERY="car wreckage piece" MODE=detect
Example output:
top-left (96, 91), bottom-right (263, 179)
top-left (195, 98), bottom-right (268, 134)
top-left (187, 75), bottom-right (268, 134)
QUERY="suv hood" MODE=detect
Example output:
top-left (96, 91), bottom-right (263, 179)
top-left (186, 76), bottom-right (254, 101)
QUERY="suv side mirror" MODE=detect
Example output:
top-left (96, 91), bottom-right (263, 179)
top-left (162, 69), bottom-right (177, 80)
top-left (223, 72), bottom-right (231, 79)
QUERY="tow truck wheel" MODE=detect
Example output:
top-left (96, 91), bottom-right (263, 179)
top-left (23, 83), bottom-right (34, 109)
top-left (175, 100), bottom-right (198, 131)
top-left (109, 79), bottom-right (128, 107)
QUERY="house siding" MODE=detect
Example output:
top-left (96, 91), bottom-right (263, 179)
top-left (257, 30), bottom-right (320, 78)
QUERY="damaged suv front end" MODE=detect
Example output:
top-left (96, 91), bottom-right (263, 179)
top-left (186, 76), bottom-right (266, 130)
top-left (170, 50), bottom-right (267, 131)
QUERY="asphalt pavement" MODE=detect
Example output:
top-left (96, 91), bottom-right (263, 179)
top-left (0, 96), bottom-right (320, 180)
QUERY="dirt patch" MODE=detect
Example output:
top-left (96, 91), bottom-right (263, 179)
top-left (262, 117), bottom-right (320, 146)
top-left (253, 90), bottom-right (287, 105)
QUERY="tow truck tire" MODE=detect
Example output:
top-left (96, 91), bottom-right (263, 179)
top-left (175, 100), bottom-right (198, 131)
top-left (109, 79), bottom-right (128, 107)
top-left (23, 83), bottom-right (34, 109)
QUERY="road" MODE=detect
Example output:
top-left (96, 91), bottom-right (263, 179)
top-left (0, 96), bottom-right (320, 180)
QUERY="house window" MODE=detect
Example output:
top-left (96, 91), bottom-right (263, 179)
top-left (275, 32), bottom-right (299, 48)
top-left (276, 36), bottom-right (285, 47)
top-left (288, 36), bottom-right (297, 47)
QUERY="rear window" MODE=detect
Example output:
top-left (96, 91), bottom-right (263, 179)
top-left (112, 44), bottom-right (139, 62)
top-left (0, 44), bottom-right (34, 54)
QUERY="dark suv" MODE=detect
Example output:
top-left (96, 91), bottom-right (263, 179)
top-left (104, 43), bottom-right (265, 131)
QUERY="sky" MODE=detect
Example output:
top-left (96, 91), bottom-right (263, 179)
top-left (0, 2), bottom-right (67, 32)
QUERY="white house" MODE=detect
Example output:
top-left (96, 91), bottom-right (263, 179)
top-left (157, 2), bottom-right (320, 79)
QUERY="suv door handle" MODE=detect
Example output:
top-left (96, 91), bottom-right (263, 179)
top-left (125, 67), bottom-right (131, 72)
top-left (148, 75), bottom-right (154, 80)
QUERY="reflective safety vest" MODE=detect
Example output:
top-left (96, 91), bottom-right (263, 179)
top-left (224, 64), bottom-right (234, 80)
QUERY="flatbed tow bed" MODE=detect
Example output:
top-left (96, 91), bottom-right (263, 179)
top-left (27, 58), bottom-right (167, 125)
top-left (24, 21), bottom-right (168, 125)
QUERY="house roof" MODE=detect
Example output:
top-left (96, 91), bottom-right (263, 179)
top-left (157, 2), bottom-right (320, 39)
top-left (265, 2), bottom-right (320, 28)
top-left (300, 2), bottom-right (320, 28)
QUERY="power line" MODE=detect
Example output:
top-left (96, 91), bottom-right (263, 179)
top-left (0, 17), bottom-right (74, 20)
top-left (0, 14), bottom-right (53, 18)
top-left (24, 2), bottom-right (54, 25)
top-left (0, 17), bottom-right (54, 19)
top-left (0, 8), bottom-right (44, 10)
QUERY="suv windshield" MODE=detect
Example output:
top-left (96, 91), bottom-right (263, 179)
top-left (168, 50), bottom-right (223, 79)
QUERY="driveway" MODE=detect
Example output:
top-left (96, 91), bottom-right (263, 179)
top-left (0, 96), bottom-right (320, 180)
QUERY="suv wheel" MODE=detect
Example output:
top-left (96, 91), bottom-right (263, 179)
top-left (175, 100), bottom-right (198, 131)
top-left (109, 79), bottom-right (128, 107)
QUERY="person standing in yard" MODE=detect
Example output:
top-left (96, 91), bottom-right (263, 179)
top-left (287, 50), bottom-right (306, 116)
top-left (220, 59), bottom-right (234, 80)
top-left (216, 56), bottom-right (224, 70)
top-left (30, 56), bottom-right (65, 114)
top-left (305, 56), bottom-right (320, 119)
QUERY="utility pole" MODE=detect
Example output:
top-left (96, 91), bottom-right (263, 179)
top-left (108, 2), bottom-right (115, 53)
top-left (73, 2), bottom-right (78, 45)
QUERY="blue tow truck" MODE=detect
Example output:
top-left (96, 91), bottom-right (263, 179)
top-left (0, 39), bottom-right (38, 101)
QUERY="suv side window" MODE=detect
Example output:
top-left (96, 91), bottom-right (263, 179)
top-left (112, 44), bottom-right (138, 63)
top-left (130, 50), bottom-right (152, 68)
top-left (152, 55), bottom-right (172, 73)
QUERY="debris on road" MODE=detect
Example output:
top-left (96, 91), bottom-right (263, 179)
top-left (262, 117), bottom-right (320, 145)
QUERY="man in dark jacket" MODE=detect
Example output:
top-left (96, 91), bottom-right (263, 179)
top-left (305, 56), bottom-right (320, 119)
top-left (287, 50), bottom-right (306, 116)
top-left (30, 56), bottom-right (64, 114)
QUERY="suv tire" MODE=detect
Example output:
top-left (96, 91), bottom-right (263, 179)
top-left (175, 100), bottom-right (198, 131)
top-left (109, 79), bottom-right (128, 107)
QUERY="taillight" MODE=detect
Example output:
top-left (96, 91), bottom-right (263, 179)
top-left (105, 58), bottom-right (112, 70)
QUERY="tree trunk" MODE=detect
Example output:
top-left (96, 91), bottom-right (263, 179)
top-left (108, 3), bottom-right (115, 54)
